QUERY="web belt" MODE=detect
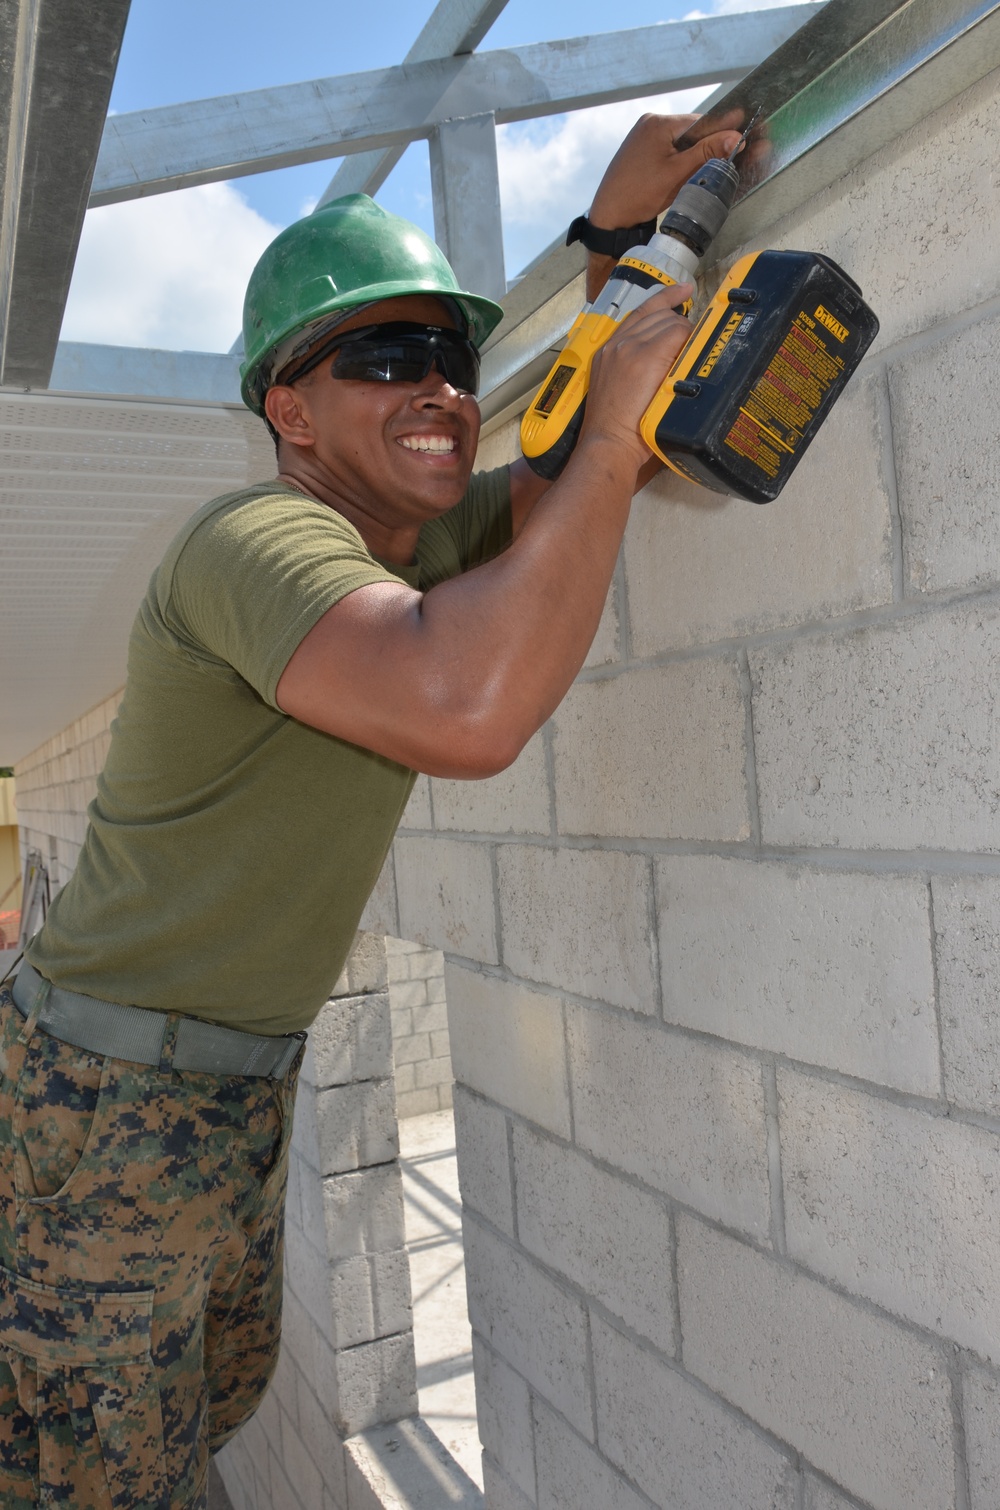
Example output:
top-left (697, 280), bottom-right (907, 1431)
top-left (9, 963), bottom-right (304, 1080)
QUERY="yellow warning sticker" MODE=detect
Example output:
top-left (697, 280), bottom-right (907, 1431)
top-left (723, 309), bottom-right (848, 478)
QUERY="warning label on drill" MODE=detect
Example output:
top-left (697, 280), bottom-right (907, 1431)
top-left (723, 309), bottom-right (847, 480)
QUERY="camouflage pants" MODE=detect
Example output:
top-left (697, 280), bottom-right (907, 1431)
top-left (0, 987), bottom-right (302, 1509)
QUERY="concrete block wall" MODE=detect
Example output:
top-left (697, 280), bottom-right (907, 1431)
top-left (13, 688), bottom-right (123, 892)
top-left (216, 932), bottom-right (420, 1510)
top-left (387, 66), bottom-right (1000, 1510)
top-left (386, 934), bottom-right (452, 1119)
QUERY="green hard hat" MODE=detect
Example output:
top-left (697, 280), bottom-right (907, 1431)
top-left (240, 194), bottom-right (505, 414)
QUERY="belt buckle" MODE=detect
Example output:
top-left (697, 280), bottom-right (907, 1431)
top-left (271, 1031), bottom-right (306, 1081)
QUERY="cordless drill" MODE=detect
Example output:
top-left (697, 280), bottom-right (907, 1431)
top-left (520, 121), bottom-right (879, 504)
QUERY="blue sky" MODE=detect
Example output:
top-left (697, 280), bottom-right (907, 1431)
top-left (60, 0), bottom-right (816, 351)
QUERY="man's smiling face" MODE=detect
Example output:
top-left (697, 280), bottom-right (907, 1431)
top-left (266, 294), bottom-right (482, 538)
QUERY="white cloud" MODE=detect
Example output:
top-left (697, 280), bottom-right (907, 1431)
top-left (61, 183), bottom-right (281, 352)
top-left (497, 86), bottom-right (714, 277)
top-left (685, 0), bottom-right (820, 13)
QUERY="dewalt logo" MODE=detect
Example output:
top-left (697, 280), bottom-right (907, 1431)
top-left (814, 304), bottom-right (849, 343)
top-left (697, 312), bottom-right (744, 377)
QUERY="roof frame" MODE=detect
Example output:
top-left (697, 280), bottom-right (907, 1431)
top-left (90, 9), bottom-right (819, 207)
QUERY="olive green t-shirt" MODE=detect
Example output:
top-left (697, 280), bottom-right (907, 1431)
top-left (28, 470), bottom-right (511, 1034)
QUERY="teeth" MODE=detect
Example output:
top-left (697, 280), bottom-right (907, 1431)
top-left (399, 435), bottom-right (455, 453)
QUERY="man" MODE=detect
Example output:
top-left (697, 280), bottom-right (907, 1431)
top-left (0, 114), bottom-right (742, 1508)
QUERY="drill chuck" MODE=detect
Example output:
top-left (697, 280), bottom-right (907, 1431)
top-left (661, 158), bottom-right (740, 256)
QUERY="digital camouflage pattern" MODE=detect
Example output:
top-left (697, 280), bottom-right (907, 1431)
top-left (0, 987), bottom-right (302, 1508)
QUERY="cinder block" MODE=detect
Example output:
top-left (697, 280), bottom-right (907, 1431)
top-left (513, 1123), bottom-right (675, 1354)
top-left (411, 999), bottom-right (449, 1034)
top-left (314, 1079), bottom-right (398, 1176)
top-left (359, 856), bottom-right (398, 938)
top-left (431, 733), bottom-right (550, 836)
top-left (761, 67), bottom-right (1000, 356)
top-left (390, 1007), bottom-right (413, 1039)
top-left (394, 1063), bottom-right (417, 1094)
top-left (285, 1225), bottom-right (336, 1347)
top-left (331, 932), bottom-right (389, 999)
top-left (804, 1476), bottom-right (864, 1510)
top-left (446, 963), bottom-right (571, 1140)
top-left (497, 845), bottom-right (657, 1014)
top-left (584, 578), bottom-right (620, 668)
top-left (323, 1329), bottom-right (418, 1437)
top-left (625, 371), bottom-right (891, 655)
top-left (396, 1087), bottom-right (441, 1119)
top-left (306, 993), bottom-right (394, 1088)
top-left (751, 605), bottom-right (1000, 850)
top-left (415, 1056), bottom-right (452, 1090)
top-left (282, 1286), bottom-right (321, 1389)
top-left (406, 946), bottom-right (445, 983)
top-left (392, 1032), bottom-right (432, 1066)
top-left (779, 1067), bottom-right (1000, 1362)
top-left (278, 1407), bottom-right (324, 1510)
top-left (453, 1086), bottom-right (514, 1235)
top-left (429, 1029), bottom-right (450, 1058)
top-left (400, 773), bottom-right (433, 830)
top-left (328, 1251), bottom-right (412, 1349)
top-left (533, 1399), bottom-right (647, 1510)
top-left (464, 1218), bottom-right (592, 1438)
top-left (473, 1336), bottom-right (535, 1501)
top-left (932, 876), bottom-right (1000, 1115)
top-left (567, 1003), bottom-right (771, 1240)
top-left (551, 659), bottom-right (749, 840)
top-left (656, 855), bottom-right (939, 1093)
top-left (294, 1378), bottom-right (349, 1500)
top-left (891, 316), bottom-right (1000, 595)
top-left (964, 1362), bottom-right (1000, 1510)
top-left (395, 836), bottom-right (498, 963)
top-left (389, 978), bottom-right (429, 1011)
top-left (592, 1314), bottom-right (796, 1510)
top-left (267, 1453), bottom-right (302, 1510)
top-left (677, 1216), bottom-right (955, 1510)
top-left (345, 1416), bottom-right (484, 1509)
top-left (481, 1457), bottom-right (534, 1510)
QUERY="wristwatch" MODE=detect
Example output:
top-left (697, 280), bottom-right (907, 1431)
top-left (566, 214), bottom-right (657, 258)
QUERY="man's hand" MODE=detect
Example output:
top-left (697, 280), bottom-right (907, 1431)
top-left (585, 112), bottom-right (744, 301)
top-left (581, 285), bottom-right (694, 471)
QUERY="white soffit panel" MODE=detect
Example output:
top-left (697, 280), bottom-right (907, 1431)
top-left (0, 390), bottom-right (276, 764)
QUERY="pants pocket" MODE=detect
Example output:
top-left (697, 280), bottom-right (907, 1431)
top-left (0, 1266), bottom-right (166, 1510)
top-left (11, 1030), bottom-right (109, 1203)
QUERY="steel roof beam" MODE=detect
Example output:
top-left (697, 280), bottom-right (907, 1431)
top-left (318, 0), bottom-right (510, 205)
top-left (0, 0), bottom-right (131, 388)
top-left (91, 7), bottom-right (819, 207)
top-left (476, 0), bottom-right (1000, 428)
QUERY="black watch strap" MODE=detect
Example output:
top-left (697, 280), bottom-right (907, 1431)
top-left (566, 214), bottom-right (657, 258)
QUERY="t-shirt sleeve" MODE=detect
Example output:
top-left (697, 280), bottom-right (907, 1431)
top-left (415, 465), bottom-right (512, 590)
top-left (163, 492), bottom-right (403, 709)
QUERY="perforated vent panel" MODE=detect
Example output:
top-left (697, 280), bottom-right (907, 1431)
top-left (1, 391), bottom-right (276, 762)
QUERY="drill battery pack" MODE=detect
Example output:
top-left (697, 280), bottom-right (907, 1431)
top-left (642, 249), bottom-right (879, 503)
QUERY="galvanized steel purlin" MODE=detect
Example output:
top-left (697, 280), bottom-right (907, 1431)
top-left (89, 9), bottom-right (815, 207)
top-left (479, 0), bottom-right (1000, 422)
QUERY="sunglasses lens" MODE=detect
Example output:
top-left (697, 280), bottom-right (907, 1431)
top-left (330, 325), bottom-right (480, 395)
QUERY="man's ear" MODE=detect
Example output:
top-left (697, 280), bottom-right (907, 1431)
top-left (265, 385), bottom-right (314, 449)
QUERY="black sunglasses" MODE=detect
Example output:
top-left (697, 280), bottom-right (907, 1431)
top-left (282, 322), bottom-right (481, 396)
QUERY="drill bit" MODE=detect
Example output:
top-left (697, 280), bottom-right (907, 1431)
top-left (728, 105), bottom-right (762, 161)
